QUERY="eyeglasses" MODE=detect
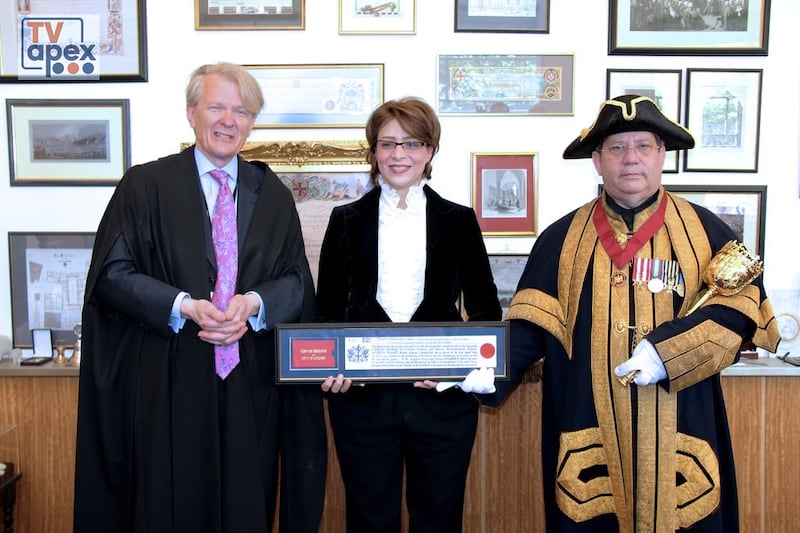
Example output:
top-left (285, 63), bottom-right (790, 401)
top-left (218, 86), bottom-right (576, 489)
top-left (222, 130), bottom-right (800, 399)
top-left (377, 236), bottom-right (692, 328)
top-left (597, 141), bottom-right (660, 158)
top-left (376, 140), bottom-right (427, 152)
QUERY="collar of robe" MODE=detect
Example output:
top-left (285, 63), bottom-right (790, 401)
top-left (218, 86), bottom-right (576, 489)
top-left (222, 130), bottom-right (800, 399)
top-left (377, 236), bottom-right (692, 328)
top-left (593, 193), bottom-right (667, 269)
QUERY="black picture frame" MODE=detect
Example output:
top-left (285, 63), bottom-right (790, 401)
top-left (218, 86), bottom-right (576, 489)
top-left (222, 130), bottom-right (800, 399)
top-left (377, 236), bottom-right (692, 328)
top-left (195, 0), bottom-right (304, 30)
top-left (608, 0), bottom-right (770, 56)
top-left (8, 232), bottom-right (95, 348)
top-left (454, 0), bottom-right (549, 33)
top-left (665, 185), bottom-right (767, 260)
top-left (0, 0), bottom-right (148, 82)
top-left (684, 68), bottom-right (763, 173)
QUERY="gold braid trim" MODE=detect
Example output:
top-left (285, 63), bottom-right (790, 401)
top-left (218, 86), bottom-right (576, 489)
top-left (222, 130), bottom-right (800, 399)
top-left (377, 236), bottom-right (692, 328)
top-left (555, 428), bottom-right (616, 522)
top-left (703, 287), bottom-right (781, 353)
top-left (655, 320), bottom-right (741, 392)
top-left (507, 288), bottom-right (566, 346)
top-left (675, 434), bottom-right (721, 528)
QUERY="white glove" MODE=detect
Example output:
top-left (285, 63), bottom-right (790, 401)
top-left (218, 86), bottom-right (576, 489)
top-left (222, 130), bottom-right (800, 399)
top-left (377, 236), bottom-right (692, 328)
top-left (614, 339), bottom-right (667, 386)
top-left (435, 367), bottom-right (496, 394)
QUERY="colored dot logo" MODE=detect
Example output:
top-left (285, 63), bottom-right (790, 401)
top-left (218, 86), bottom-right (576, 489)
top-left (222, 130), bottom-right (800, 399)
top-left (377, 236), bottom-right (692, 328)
top-left (18, 16), bottom-right (100, 80)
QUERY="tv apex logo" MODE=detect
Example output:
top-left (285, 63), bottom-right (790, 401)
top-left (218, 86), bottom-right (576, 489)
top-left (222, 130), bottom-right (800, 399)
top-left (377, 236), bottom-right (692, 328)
top-left (18, 15), bottom-right (99, 80)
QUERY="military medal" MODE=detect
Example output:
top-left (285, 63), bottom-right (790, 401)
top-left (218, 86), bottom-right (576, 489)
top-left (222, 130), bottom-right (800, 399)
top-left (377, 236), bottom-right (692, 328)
top-left (632, 257), bottom-right (650, 288)
top-left (647, 258), bottom-right (665, 293)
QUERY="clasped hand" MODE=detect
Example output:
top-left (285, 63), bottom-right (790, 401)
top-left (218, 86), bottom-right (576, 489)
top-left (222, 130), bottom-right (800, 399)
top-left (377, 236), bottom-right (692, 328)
top-left (181, 294), bottom-right (258, 346)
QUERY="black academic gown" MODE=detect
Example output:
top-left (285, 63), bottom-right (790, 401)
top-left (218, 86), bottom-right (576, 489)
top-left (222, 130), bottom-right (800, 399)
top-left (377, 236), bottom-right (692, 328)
top-left (73, 147), bottom-right (325, 533)
top-left (485, 190), bottom-right (780, 533)
top-left (316, 185), bottom-right (502, 532)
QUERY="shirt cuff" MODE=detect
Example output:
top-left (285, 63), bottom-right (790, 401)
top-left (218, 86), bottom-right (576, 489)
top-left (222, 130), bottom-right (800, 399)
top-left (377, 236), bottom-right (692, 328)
top-left (169, 291), bottom-right (189, 333)
top-left (246, 291), bottom-right (267, 331)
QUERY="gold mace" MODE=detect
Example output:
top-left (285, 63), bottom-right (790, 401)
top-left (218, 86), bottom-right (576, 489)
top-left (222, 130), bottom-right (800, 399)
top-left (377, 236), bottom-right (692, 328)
top-left (618, 240), bottom-right (763, 387)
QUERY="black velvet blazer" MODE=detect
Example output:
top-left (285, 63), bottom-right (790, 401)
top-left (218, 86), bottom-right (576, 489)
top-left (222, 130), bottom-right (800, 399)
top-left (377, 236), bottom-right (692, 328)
top-left (316, 184), bottom-right (501, 324)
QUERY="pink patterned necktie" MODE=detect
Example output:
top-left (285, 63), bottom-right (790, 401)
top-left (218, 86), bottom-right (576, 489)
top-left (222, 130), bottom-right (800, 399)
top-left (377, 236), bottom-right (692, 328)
top-left (209, 169), bottom-right (239, 379)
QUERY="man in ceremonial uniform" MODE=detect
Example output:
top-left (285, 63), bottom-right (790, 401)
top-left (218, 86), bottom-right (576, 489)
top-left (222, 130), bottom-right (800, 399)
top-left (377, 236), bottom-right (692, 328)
top-left (486, 95), bottom-right (780, 532)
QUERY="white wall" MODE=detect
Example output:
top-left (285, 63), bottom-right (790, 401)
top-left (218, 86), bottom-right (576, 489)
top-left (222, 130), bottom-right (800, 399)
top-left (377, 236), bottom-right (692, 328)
top-left (1, 1), bottom-right (798, 341)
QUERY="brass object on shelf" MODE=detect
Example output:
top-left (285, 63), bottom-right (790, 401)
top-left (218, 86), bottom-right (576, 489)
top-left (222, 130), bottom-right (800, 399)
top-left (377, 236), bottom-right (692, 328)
top-left (54, 342), bottom-right (68, 365)
top-left (69, 323), bottom-right (82, 367)
top-left (619, 241), bottom-right (763, 387)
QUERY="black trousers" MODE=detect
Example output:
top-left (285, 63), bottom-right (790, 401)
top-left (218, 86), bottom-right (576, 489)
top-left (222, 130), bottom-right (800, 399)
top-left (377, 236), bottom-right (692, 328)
top-left (328, 384), bottom-right (479, 533)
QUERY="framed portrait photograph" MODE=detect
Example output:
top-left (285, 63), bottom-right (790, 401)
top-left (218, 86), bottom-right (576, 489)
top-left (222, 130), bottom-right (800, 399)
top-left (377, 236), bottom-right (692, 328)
top-left (471, 152), bottom-right (538, 237)
top-left (8, 232), bottom-right (96, 348)
top-left (684, 69), bottom-right (762, 172)
top-left (454, 0), bottom-right (549, 33)
top-left (606, 69), bottom-right (682, 173)
top-left (0, 0), bottom-right (148, 82)
top-left (195, 0), bottom-right (304, 30)
top-left (6, 99), bottom-right (131, 186)
top-left (339, 0), bottom-right (416, 34)
top-left (239, 140), bottom-right (371, 283)
top-left (437, 54), bottom-right (573, 115)
top-left (609, 0), bottom-right (770, 55)
top-left (244, 64), bottom-right (384, 128)
top-left (665, 184), bottom-right (766, 259)
top-left (489, 254), bottom-right (529, 318)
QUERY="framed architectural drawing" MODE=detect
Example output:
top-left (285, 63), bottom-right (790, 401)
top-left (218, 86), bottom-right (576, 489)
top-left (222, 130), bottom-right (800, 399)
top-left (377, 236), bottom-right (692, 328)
top-left (684, 69), bottom-right (762, 172)
top-left (8, 232), bottom-right (96, 348)
top-left (471, 152), bottom-right (538, 237)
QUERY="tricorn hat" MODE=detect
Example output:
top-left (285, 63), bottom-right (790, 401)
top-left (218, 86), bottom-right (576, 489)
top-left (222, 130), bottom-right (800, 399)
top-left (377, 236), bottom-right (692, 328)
top-left (563, 94), bottom-right (695, 159)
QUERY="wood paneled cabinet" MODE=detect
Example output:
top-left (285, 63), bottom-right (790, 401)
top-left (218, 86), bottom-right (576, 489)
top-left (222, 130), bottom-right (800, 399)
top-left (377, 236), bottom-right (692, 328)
top-left (0, 373), bottom-right (796, 532)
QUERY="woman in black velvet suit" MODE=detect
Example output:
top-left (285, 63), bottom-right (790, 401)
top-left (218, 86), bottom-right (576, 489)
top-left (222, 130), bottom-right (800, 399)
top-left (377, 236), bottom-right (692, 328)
top-left (315, 97), bottom-right (501, 532)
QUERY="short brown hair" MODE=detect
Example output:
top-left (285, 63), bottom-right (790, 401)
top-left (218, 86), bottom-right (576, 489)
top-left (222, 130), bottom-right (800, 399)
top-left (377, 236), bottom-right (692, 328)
top-left (365, 97), bottom-right (440, 185)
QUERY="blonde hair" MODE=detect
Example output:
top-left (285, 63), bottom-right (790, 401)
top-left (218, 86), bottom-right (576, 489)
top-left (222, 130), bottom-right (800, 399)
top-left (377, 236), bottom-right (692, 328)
top-left (185, 62), bottom-right (264, 116)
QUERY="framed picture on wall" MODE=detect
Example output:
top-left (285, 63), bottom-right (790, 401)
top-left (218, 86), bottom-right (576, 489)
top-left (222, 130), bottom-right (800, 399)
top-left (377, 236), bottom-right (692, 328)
top-left (684, 69), bottom-right (762, 172)
top-left (244, 64), bottom-right (384, 128)
top-left (454, 0), bottom-right (550, 33)
top-left (6, 99), bottom-right (131, 186)
top-left (339, 0), bottom-right (416, 34)
top-left (437, 54), bottom-right (574, 115)
top-left (488, 255), bottom-right (529, 318)
top-left (0, 0), bottom-right (148, 82)
top-left (195, 0), bottom-right (304, 30)
top-left (606, 69), bottom-right (682, 173)
top-left (471, 152), bottom-right (538, 237)
top-left (665, 184), bottom-right (766, 259)
top-left (8, 232), bottom-right (96, 348)
top-left (237, 140), bottom-right (371, 283)
top-left (608, 0), bottom-right (770, 55)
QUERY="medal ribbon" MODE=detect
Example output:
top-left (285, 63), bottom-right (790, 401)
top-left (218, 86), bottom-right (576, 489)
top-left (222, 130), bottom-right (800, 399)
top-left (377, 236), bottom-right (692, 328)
top-left (593, 194), bottom-right (668, 269)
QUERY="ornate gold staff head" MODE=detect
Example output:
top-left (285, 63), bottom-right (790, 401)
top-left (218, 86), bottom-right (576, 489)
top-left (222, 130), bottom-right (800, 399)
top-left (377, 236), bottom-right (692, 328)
top-left (619, 240), bottom-right (762, 387)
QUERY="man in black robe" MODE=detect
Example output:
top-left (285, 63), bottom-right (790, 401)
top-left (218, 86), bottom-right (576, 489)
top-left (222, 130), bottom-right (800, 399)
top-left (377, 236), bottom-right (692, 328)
top-left (73, 63), bottom-right (326, 532)
top-left (484, 95), bottom-right (780, 532)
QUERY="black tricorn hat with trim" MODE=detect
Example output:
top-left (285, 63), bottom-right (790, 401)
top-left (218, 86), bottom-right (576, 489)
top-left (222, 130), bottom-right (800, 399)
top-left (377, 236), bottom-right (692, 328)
top-left (563, 94), bottom-right (695, 159)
